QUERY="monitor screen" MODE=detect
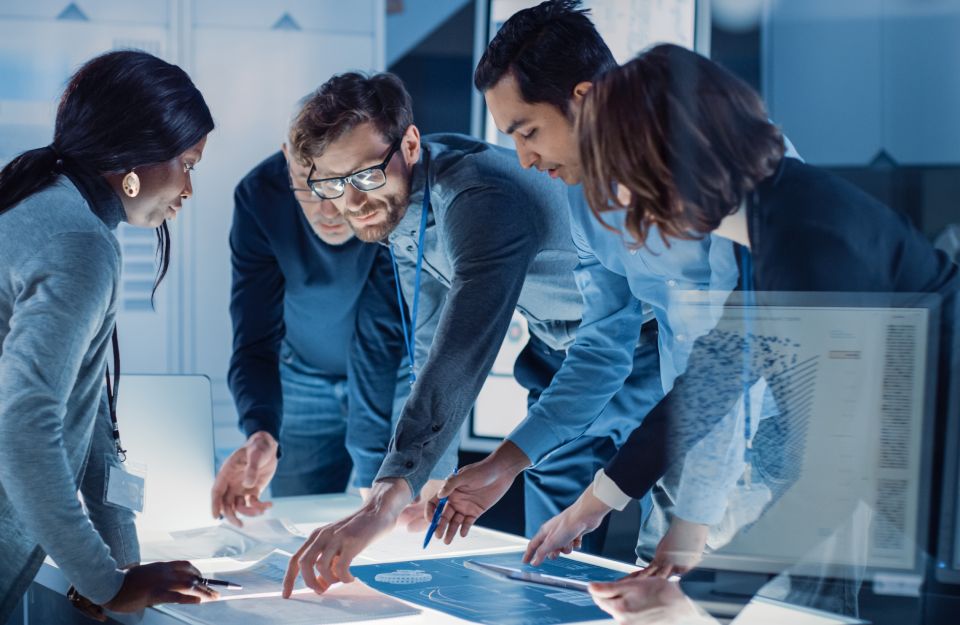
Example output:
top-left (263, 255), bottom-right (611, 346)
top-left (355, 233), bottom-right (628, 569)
top-left (694, 294), bottom-right (940, 579)
top-left (114, 375), bottom-right (216, 533)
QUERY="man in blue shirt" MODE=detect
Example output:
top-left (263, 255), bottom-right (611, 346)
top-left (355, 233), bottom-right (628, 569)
top-left (209, 103), bottom-right (410, 525)
top-left (434, 0), bottom-right (793, 578)
top-left (280, 71), bottom-right (665, 596)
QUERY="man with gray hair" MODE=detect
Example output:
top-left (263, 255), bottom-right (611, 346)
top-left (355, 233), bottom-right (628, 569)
top-left (209, 96), bottom-right (454, 525)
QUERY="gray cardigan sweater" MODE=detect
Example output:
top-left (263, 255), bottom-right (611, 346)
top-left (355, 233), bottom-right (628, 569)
top-left (0, 173), bottom-right (139, 616)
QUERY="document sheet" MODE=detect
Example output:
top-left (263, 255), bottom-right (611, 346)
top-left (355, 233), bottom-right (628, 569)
top-left (159, 551), bottom-right (420, 625)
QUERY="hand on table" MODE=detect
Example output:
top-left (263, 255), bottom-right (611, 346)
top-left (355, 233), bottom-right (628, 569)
top-left (524, 487), bottom-right (612, 566)
top-left (638, 517), bottom-right (709, 579)
top-left (103, 561), bottom-right (219, 613)
top-left (210, 431), bottom-right (278, 527)
top-left (282, 478), bottom-right (411, 597)
top-left (397, 479), bottom-right (444, 532)
top-left (426, 441), bottom-right (531, 545)
top-left (589, 574), bottom-right (714, 624)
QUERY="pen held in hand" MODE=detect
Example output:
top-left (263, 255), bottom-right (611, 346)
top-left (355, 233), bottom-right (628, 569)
top-left (197, 577), bottom-right (243, 590)
top-left (423, 498), bottom-right (447, 549)
top-left (423, 468), bottom-right (458, 549)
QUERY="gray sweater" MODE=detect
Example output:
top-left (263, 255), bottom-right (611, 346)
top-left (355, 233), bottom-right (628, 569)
top-left (0, 174), bottom-right (139, 615)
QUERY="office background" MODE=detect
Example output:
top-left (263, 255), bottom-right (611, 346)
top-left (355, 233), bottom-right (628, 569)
top-left (1, 1), bottom-right (959, 621)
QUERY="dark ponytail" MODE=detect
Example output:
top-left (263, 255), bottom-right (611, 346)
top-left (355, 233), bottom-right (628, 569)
top-left (0, 146), bottom-right (66, 215)
top-left (0, 50), bottom-right (214, 297)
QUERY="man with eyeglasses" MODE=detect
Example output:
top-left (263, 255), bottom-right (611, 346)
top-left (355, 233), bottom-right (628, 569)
top-left (209, 97), bottom-right (442, 526)
top-left (280, 71), bottom-right (663, 596)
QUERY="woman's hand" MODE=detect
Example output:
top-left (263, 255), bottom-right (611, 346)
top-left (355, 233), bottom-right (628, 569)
top-left (589, 575), bottom-right (716, 624)
top-left (104, 561), bottom-right (218, 613)
top-left (637, 517), bottom-right (709, 579)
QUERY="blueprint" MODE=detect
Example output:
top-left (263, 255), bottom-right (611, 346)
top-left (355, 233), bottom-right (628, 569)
top-left (352, 551), bottom-right (629, 624)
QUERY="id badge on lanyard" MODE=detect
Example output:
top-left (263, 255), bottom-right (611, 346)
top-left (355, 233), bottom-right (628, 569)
top-left (389, 166), bottom-right (432, 385)
top-left (104, 455), bottom-right (146, 513)
top-left (101, 326), bottom-right (146, 513)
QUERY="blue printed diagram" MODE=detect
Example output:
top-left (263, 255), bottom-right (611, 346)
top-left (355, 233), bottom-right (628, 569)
top-left (352, 551), bottom-right (627, 625)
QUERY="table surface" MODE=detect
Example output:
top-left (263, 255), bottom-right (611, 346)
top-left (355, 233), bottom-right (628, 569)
top-left (33, 494), bottom-right (858, 625)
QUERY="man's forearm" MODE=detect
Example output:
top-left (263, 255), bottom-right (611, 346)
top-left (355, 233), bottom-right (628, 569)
top-left (366, 478), bottom-right (414, 516)
top-left (487, 440), bottom-right (532, 477)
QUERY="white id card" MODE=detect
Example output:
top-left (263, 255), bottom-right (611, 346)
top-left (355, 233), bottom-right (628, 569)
top-left (103, 455), bottom-right (146, 513)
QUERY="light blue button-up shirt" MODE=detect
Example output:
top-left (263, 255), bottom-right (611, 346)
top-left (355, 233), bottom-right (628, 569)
top-left (506, 187), bottom-right (741, 525)
top-left (508, 187), bottom-right (737, 444)
top-left (510, 143), bottom-right (800, 524)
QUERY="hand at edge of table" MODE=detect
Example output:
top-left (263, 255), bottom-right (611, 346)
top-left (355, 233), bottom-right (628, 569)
top-left (210, 431), bottom-right (278, 527)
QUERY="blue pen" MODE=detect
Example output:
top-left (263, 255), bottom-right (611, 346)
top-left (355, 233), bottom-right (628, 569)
top-left (423, 468), bottom-right (457, 549)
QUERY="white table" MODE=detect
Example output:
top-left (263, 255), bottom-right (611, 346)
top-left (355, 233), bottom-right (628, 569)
top-left (31, 494), bottom-right (859, 625)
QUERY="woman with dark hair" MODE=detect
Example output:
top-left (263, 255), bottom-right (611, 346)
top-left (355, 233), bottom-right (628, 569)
top-left (524, 43), bottom-right (959, 621)
top-left (0, 50), bottom-right (216, 621)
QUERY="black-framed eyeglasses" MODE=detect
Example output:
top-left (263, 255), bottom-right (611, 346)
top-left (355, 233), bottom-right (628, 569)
top-left (306, 140), bottom-right (401, 200)
top-left (288, 168), bottom-right (324, 203)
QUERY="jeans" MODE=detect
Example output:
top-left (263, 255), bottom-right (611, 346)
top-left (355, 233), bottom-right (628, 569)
top-left (270, 346), bottom-right (353, 497)
top-left (515, 322), bottom-right (663, 554)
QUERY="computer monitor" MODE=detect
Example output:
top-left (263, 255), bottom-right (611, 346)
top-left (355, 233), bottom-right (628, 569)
top-left (114, 374), bottom-right (216, 533)
top-left (691, 292), bottom-right (942, 582)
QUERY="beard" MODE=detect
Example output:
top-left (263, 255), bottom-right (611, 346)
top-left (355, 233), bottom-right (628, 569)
top-left (345, 190), bottom-right (410, 242)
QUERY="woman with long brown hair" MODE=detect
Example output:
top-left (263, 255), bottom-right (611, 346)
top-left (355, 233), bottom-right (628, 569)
top-left (524, 43), bottom-right (959, 622)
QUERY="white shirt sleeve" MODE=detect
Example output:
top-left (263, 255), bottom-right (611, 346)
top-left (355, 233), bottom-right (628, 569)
top-left (592, 468), bottom-right (632, 511)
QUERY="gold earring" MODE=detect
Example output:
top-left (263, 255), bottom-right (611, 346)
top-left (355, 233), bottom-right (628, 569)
top-left (122, 171), bottom-right (140, 198)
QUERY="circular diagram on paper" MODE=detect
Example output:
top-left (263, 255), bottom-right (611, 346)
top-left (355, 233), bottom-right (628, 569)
top-left (374, 570), bottom-right (433, 585)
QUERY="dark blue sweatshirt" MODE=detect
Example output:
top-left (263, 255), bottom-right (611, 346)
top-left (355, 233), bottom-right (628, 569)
top-left (228, 151), bottom-right (397, 441)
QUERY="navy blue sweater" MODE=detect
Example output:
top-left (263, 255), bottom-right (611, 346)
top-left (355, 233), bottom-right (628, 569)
top-left (228, 152), bottom-right (398, 441)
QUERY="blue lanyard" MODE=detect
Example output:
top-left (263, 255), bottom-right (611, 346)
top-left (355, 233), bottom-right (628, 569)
top-left (389, 176), bottom-right (430, 385)
top-left (739, 244), bottom-right (756, 484)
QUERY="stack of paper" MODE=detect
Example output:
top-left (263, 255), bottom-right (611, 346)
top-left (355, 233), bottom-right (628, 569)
top-left (141, 518), bottom-right (307, 562)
